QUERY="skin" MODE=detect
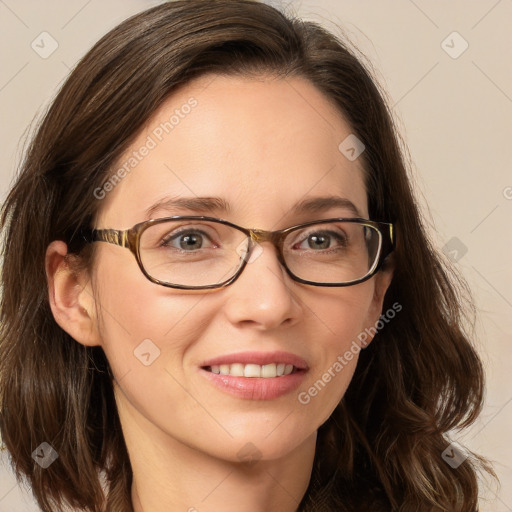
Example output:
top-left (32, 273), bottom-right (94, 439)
top-left (46, 74), bottom-right (393, 512)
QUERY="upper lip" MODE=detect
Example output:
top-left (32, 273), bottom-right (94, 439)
top-left (200, 351), bottom-right (309, 370)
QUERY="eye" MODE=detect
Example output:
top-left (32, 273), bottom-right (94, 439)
top-left (293, 229), bottom-right (348, 251)
top-left (162, 229), bottom-right (217, 251)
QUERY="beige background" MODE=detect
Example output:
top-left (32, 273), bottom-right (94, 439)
top-left (0, 0), bottom-right (511, 510)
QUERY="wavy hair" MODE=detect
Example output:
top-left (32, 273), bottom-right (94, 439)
top-left (0, 1), bottom-right (495, 510)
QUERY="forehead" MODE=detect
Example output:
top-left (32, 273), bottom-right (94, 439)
top-left (96, 74), bottom-right (368, 227)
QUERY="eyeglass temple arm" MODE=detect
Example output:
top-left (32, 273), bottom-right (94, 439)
top-left (381, 223), bottom-right (395, 260)
top-left (89, 229), bottom-right (132, 249)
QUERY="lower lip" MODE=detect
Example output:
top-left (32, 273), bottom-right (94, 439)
top-left (200, 368), bottom-right (307, 400)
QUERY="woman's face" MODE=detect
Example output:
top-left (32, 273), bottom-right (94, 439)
top-left (87, 74), bottom-right (391, 462)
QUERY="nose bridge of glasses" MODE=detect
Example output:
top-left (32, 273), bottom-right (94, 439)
top-left (248, 228), bottom-right (284, 248)
top-left (241, 229), bottom-right (288, 276)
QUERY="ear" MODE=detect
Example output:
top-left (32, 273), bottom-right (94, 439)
top-left (360, 265), bottom-right (394, 349)
top-left (45, 241), bottom-right (102, 347)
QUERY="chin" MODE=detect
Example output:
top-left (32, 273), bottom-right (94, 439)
top-left (213, 429), bottom-right (314, 464)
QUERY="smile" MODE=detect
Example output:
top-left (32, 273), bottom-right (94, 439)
top-left (200, 351), bottom-right (308, 400)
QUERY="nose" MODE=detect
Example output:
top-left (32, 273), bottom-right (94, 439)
top-left (222, 241), bottom-right (302, 330)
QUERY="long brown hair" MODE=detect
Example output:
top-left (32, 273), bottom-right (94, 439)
top-left (0, 1), bottom-right (495, 510)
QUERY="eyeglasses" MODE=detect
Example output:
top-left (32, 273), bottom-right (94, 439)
top-left (82, 216), bottom-right (394, 290)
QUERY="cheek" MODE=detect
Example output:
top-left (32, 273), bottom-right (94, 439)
top-left (294, 285), bottom-right (375, 420)
top-left (304, 283), bottom-right (376, 353)
top-left (91, 250), bottom-right (216, 380)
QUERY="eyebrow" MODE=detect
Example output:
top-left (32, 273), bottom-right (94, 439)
top-left (146, 196), bottom-right (231, 218)
top-left (146, 195), bottom-right (363, 219)
top-left (293, 196), bottom-right (362, 217)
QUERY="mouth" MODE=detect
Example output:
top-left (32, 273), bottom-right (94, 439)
top-left (199, 351), bottom-right (308, 400)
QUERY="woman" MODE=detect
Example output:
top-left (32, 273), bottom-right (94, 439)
top-left (0, 1), bottom-right (495, 511)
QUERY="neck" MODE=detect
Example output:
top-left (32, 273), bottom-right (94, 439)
top-left (116, 388), bottom-right (316, 512)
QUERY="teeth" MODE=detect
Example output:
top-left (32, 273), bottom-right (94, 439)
top-left (244, 364), bottom-right (261, 377)
top-left (261, 364), bottom-right (276, 378)
top-left (230, 363), bottom-right (244, 377)
top-left (208, 363), bottom-right (296, 378)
